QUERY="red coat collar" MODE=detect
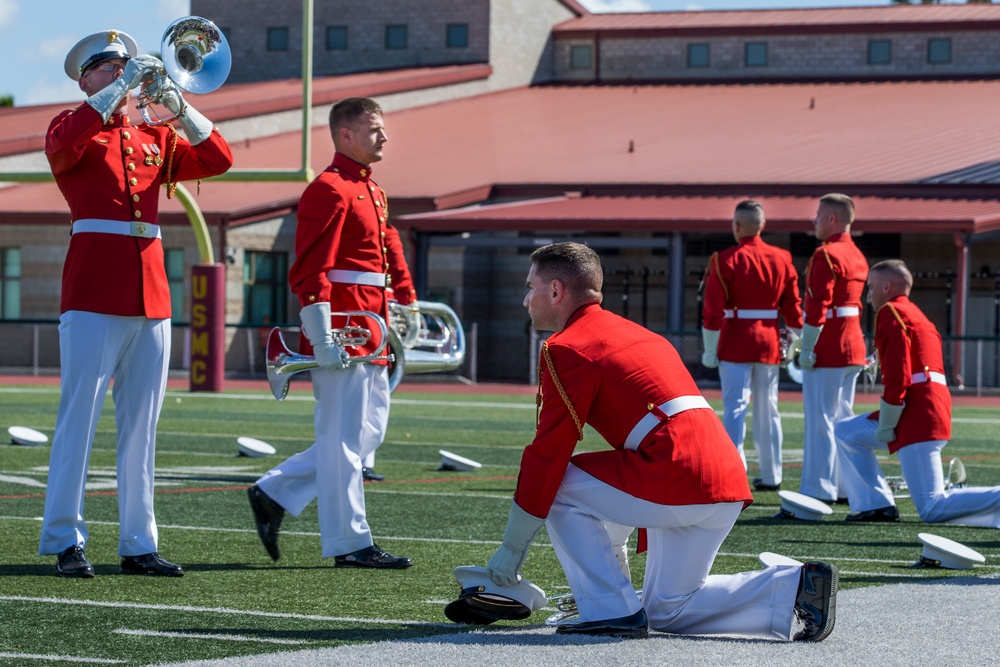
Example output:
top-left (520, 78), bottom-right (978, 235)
top-left (331, 152), bottom-right (373, 181)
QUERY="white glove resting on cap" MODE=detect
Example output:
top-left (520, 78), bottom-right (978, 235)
top-left (86, 54), bottom-right (162, 123)
top-left (299, 302), bottom-right (348, 371)
top-left (701, 328), bottom-right (720, 369)
top-left (875, 399), bottom-right (905, 443)
top-left (487, 502), bottom-right (544, 587)
top-left (798, 324), bottom-right (822, 371)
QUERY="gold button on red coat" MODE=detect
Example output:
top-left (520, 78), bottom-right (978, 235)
top-left (125, 147), bottom-right (134, 155)
top-left (132, 194), bottom-right (140, 202)
top-left (130, 177), bottom-right (138, 186)
top-left (123, 131), bottom-right (131, 140)
top-left (127, 163), bottom-right (135, 171)
top-left (134, 210), bottom-right (142, 219)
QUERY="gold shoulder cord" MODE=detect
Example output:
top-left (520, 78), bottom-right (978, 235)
top-left (537, 342), bottom-right (584, 441)
top-left (710, 252), bottom-right (729, 301)
top-left (164, 124), bottom-right (180, 199)
top-left (806, 245), bottom-right (837, 300)
top-left (885, 303), bottom-right (908, 333)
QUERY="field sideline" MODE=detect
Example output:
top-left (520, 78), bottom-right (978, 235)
top-left (1, 378), bottom-right (999, 666)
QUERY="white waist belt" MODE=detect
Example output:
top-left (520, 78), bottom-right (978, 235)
top-left (328, 269), bottom-right (387, 288)
top-left (723, 309), bottom-right (778, 320)
top-left (912, 371), bottom-right (947, 386)
top-left (825, 306), bottom-right (860, 318)
top-left (624, 395), bottom-right (713, 451)
top-left (72, 218), bottom-right (161, 240)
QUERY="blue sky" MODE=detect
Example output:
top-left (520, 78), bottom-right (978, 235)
top-left (1, 0), bottom-right (901, 106)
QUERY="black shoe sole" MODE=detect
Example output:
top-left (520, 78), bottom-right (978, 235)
top-left (334, 559), bottom-right (413, 569)
top-left (248, 486), bottom-right (282, 561)
top-left (57, 568), bottom-right (95, 579)
top-left (120, 567), bottom-right (184, 577)
top-left (795, 564), bottom-right (839, 642)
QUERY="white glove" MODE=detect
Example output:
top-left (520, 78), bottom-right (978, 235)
top-left (299, 303), bottom-right (348, 370)
top-left (85, 55), bottom-right (163, 123)
top-left (486, 502), bottom-right (544, 586)
top-left (701, 328), bottom-right (720, 369)
top-left (875, 399), bottom-right (905, 443)
top-left (160, 86), bottom-right (215, 146)
top-left (799, 324), bottom-right (822, 371)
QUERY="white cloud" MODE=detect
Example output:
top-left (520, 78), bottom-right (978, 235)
top-left (580, 0), bottom-right (653, 12)
top-left (39, 35), bottom-right (78, 61)
top-left (0, 0), bottom-right (16, 27)
top-left (22, 77), bottom-right (83, 106)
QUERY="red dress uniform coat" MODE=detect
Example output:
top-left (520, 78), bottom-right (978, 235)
top-left (289, 153), bottom-right (392, 358)
top-left (46, 105), bottom-right (233, 319)
top-left (384, 224), bottom-right (416, 306)
top-left (868, 296), bottom-right (951, 453)
top-left (702, 236), bottom-right (802, 364)
top-left (514, 303), bottom-right (753, 519)
top-left (803, 232), bottom-right (868, 367)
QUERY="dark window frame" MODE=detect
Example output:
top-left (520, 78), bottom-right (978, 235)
top-left (687, 43), bottom-right (710, 68)
top-left (446, 23), bottom-right (468, 49)
top-left (267, 26), bottom-right (289, 51)
top-left (385, 24), bottom-right (408, 50)
top-left (326, 25), bottom-right (348, 50)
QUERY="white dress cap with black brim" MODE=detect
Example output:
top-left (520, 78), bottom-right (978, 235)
top-left (8, 426), bottom-right (49, 446)
top-left (64, 30), bottom-right (138, 81)
top-left (237, 436), bottom-right (276, 458)
top-left (915, 532), bottom-right (985, 570)
top-left (773, 490), bottom-right (833, 521)
top-left (758, 551), bottom-right (804, 568)
top-left (438, 449), bottom-right (482, 472)
top-left (444, 565), bottom-right (547, 625)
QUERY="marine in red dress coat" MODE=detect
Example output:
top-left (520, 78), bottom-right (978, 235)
top-left (802, 232), bottom-right (868, 367)
top-left (869, 295), bottom-right (951, 452)
top-left (516, 302), bottom-right (752, 519)
top-left (288, 152), bottom-right (392, 358)
top-left (46, 105), bottom-right (233, 318)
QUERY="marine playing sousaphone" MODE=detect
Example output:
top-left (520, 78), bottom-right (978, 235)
top-left (135, 16), bottom-right (231, 126)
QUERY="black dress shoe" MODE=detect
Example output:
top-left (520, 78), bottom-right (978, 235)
top-left (792, 562), bottom-right (838, 641)
top-left (752, 478), bottom-right (781, 492)
top-left (335, 544), bottom-right (413, 569)
top-left (362, 467), bottom-right (385, 482)
top-left (120, 552), bottom-right (184, 577)
top-left (56, 545), bottom-right (95, 578)
top-left (248, 484), bottom-right (285, 561)
top-left (556, 608), bottom-right (648, 639)
top-left (845, 505), bottom-right (899, 522)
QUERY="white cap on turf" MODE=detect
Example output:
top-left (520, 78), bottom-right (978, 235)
top-left (773, 490), bottom-right (833, 521)
top-left (438, 449), bottom-right (481, 472)
top-left (915, 532), bottom-right (985, 570)
top-left (8, 426), bottom-right (48, 446)
top-left (444, 565), bottom-right (547, 624)
top-left (758, 552), bottom-right (804, 568)
top-left (237, 436), bottom-right (276, 458)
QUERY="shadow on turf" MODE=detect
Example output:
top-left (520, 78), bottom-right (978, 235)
top-left (0, 562), bottom-right (272, 577)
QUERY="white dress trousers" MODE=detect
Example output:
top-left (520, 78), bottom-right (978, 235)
top-left (257, 363), bottom-right (390, 558)
top-left (799, 365), bottom-right (861, 501)
top-left (836, 413), bottom-right (1000, 526)
top-left (719, 361), bottom-right (782, 482)
top-left (544, 464), bottom-right (801, 639)
top-left (39, 310), bottom-right (170, 557)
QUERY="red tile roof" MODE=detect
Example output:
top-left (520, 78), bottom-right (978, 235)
top-left (554, 4), bottom-right (1000, 36)
top-left (393, 194), bottom-right (1000, 236)
top-left (3, 79), bottom-right (1000, 230)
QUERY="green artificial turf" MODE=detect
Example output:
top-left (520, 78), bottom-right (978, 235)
top-left (1, 383), bottom-right (998, 665)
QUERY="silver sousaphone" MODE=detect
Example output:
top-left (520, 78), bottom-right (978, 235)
top-left (136, 16), bottom-right (231, 126)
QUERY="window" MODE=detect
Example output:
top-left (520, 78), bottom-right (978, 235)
top-left (570, 44), bottom-right (593, 69)
top-left (745, 42), bottom-right (768, 67)
top-left (687, 43), bottom-right (710, 68)
top-left (244, 251), bottom-right (288, 325)
top-left (267, 27), bottom-right (289, 51)
top-left (165, 248), bottom-right (185, 318)
top-left (326, 26), bottom-right (348, 50)
top-left (385, 24), bottom-right (408, 50)
top-left (928, 38), bottom-right (951, 65)
top-left (446, 23), bottom-right (468, 49)
top-left (867, 39), bottom-right (891, 65)
top-left (0, 247), bottom-right (20, 319)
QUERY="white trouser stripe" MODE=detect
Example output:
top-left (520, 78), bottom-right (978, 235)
top-left (912, 371), bottom-right (947, 386)
top-left (624, 395), bottom-right (713, 450)
top-left (327, 269), bottom-right (387, 287)
top-left (72, 218), bottom-right (161, 239)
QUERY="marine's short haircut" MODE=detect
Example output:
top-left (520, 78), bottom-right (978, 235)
top-left (734, 199), bottom-right (765, 229)
top-left (529, 242), bottom-right (603, 297)
top-left (870, 259), bottom-right (913, 291)
top-left (329, 97), bottom-right (383, 131)
top-left (819, 193), bottom-right (856, 224)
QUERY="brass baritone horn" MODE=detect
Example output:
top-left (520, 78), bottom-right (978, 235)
top-left (266, 311), bottom-right (394, 401)
top-left (136, 16), bottom-right (231, 126)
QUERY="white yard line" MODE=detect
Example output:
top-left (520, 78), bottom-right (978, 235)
top-left (0, 652), bottom-right (124, 664)
top-left (112, 628), bottom-right (310, 646)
